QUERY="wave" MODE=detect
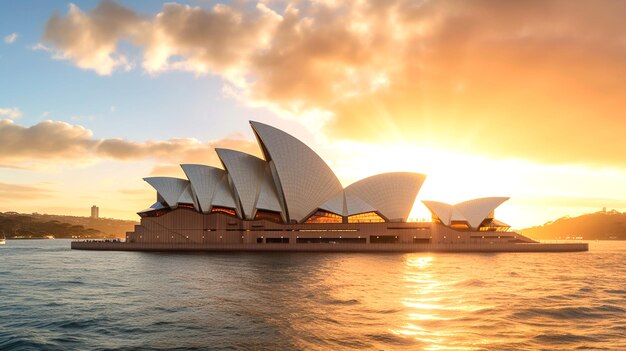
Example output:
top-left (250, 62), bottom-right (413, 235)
top-left (367, 332), bottom-right (418, 346)
top-left (327, 298), bottom-right (359, 305)
top-left (3, 239), bottom-right (626, 351)
top-left (513, 305), bottom-right (625, 320)
top-left (605, 289), bottom-right (626, 295)
top-left (0, 337), bottom-right (56, 351)
top-left (452, 279), bottom-right (487, 287)
top-left (532, 333), bottom-right (598, 344)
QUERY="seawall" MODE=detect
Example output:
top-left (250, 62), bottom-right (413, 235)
top-left (71, 241), bottom-right (588, 253)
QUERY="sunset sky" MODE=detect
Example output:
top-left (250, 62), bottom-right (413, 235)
top-left (1, 0), bottom-right (625, 228)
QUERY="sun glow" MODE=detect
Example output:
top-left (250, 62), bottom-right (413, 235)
top-left (389, 255), bottom-right (496, 351)
top-left (322, 140), bottom-right (626, 228)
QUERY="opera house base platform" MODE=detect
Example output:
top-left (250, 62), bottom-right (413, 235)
top-left (71, 241), bottom-right (588, 253)
top-left (71, 211), bottom-right (588, 253)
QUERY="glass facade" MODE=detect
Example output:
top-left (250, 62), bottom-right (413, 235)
top-left (211, 207), bottom-right (237, 216)
top-left (305, 210), bottom-right (343, 223)
top-left (450, 221), bottom-right (470, 230)
top-left (478, 218), bottom-right (511, 232)
top-left (254, 210), bottom-right (283, 223)
top-left (348, 212), bottom-right (385, 223)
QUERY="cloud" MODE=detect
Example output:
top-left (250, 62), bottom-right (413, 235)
top-left (0, 182), bottom-right (54, 200)
top-left (0, 107), bottom-right (22, 119)
top-left (0, 119), bottom-right (94, 163)
top-left (0, 119), bottom-right (259, 169)
top-left (29, 43), bottom-right (53, 52)
top-left (43, 1), bottom-right (137, 75)
top-left (4, 32), bottom-right (18, 44)
top-left (140, 2), bottom-right (281, 75)
top-left (42, 0), bottom-right (626, 166)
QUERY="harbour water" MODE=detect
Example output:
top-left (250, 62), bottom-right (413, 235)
top-left (1, 240), bottom-right (625, 350)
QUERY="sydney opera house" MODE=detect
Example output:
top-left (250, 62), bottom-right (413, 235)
top-left (72, 121), bottom-right (587, 252)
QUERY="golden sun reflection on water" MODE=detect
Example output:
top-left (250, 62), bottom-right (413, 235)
top-left (389, 255), bottom-right (489, 351)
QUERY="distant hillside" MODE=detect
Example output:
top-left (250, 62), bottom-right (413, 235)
top-left (0, 212), bottom-right (138, 239)
top-left (521, 210), bottom-right (626, 240)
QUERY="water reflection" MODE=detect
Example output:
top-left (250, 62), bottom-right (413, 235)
top-left (391, 255), bottom-right (488, 351)
top-left (2, 241), bottom-right (626, 350)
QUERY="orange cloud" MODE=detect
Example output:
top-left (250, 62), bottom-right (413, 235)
top-left (0, 119), bottom-right (258, 169)
top-left (0, 182), bottom-right (55, 200)
top-left (42, 0), bottom-right (626, 166)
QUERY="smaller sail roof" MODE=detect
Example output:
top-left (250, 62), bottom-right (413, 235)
top-left (137, 201), bottom-right (167, 214)
top-left (211, 172), bottom-right (238, 210)
top-left (422, 197), bottom-right (510, 229)
top-left (181, 164), bottom-right (225, 213)
top-left (319, 191), bottom-right (345, 216)
top-left (455, 197), bottom-right (509, 229)
top-left (422, 201), bottom-right (453, 225)
top-left (345, 172), bottom-right (426, 222)
top-left (345, 193), bottom-right (377, 216)
top-left (216, 148), bottom-right (267, 219)
top-left (177, 184), bottom-right (195, 207)
top-left (143, 177), bottom-right (189, 207)
top-left (255, 165), bottom-right (283, 214)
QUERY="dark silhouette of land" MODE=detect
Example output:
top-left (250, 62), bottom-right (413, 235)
top-left (521, 209), bottom-right (626, 240)
top-left (0, 212), bottom-right (137, 239)
top-left (1, 209), bottom-right (624, 241)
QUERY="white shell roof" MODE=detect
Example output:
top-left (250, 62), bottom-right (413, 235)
top-left (216, 148), bottom-right (267, 219)
top-left (455, 197), bottom-right (509, 229)
top-left (319, 191), bottom-right (346, 216)
top-left (250, 121), bottom-right (343, 222)
top-left (318, 190), bottom-right (380, 217)
top-left (255, 165), bottom-right (283, 214)
top-left (177, 184), bottom-right (196, 207)
top-left (345, 172), bottom-right (426, 222)
top-left (143, 177), bottom-right (189, 207)
top-left (422, 197), bottom-right (510, 229)
top-left (211, 172), bottom-right (238, 210)
top-left (137, 201), bottom-right (167, 214)
top-left (181, 164), bottom-right (224, 213)
top-left (142, 122), bottom-right (434, 224)
top-left (421, 200), bottom-right (453, 225)
top-left (345, 192), bottom-right (377, 216)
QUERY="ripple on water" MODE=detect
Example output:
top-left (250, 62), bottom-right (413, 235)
top-left (327, 298), bottom-right (360, 305)
top-left (452, 278), bottom-right (487, 287)
top-left (0, 338), bottom-right (53, 351)
top-left (532, 332), bottom-right (598, 344)
top-left (0, 240), bottom-right (625, 350)
top-left (512, 305), bottom-right (624, 321)
top-left (605, 289), bottom-right (626, 295)
top-left (366, 332), bottom-right (418, 346)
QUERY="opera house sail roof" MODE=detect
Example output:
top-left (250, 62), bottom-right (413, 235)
top-left (422, 197), bottom-right (511, 230)
top-left (73, 120), bottom-right (588, 253)
top-left (141, 121), bottom-right (427, 224)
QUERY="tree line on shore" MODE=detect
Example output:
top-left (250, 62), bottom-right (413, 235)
top-left (0, 212), bottom-right (137, 239)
